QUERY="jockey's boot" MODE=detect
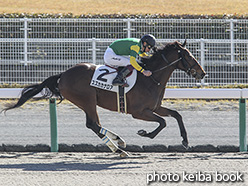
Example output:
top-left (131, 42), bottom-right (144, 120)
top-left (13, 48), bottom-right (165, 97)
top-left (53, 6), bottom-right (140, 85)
top-left (112, 67), bottom-right (131, 87)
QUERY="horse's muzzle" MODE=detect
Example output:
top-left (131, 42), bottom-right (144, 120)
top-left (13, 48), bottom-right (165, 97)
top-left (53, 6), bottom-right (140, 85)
top-left (195, 72), bottom-right (206, 80)
top-left (192, 70), bottom-right (206, 80)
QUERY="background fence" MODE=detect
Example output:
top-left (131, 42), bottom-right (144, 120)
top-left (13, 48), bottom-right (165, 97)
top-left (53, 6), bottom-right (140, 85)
top-left (0, 18), bottom-right (248, 86)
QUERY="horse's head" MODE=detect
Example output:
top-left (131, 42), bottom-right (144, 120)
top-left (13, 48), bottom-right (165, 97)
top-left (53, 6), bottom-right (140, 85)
top-left (142, 40), bottom-right (206, 80)
top-left (173, 40), bottom-right (206, 80)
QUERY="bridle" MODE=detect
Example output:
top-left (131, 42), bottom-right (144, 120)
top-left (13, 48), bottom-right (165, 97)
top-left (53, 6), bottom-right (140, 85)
top-left (178, 50), bottom-right (198, 76)
top-left (152, 54), bottom-right (182, 73)
top-left (150, 48), bottom-right (198, 86)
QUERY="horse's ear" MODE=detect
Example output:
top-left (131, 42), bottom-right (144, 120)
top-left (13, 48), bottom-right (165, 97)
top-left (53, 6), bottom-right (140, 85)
top-left (174, 41), bottom-right (180, 48)
top-left (182, 39), bottom-right (187, 48)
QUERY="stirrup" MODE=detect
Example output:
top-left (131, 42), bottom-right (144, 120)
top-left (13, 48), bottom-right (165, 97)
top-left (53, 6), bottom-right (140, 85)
top-left (122, 83), bottom-right (129, 88)
top-left (112, 78), bottom-right (129, 87)
top-left (121, 79), bottom-right (129, 87)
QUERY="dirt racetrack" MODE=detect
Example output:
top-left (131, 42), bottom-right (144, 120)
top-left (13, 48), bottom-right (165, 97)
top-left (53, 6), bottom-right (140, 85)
top-left (0, 99), bottom-right (242, 147)
top-left (0, 152), bottom-right (247, 186)
top-left (0, 99), bottom-right (247, 185)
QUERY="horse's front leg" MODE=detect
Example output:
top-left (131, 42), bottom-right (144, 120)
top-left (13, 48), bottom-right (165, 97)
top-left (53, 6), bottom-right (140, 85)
top-left (154, 106), bottom-right (188, 149)
top-left (132, 109), bottom-right (166, 139)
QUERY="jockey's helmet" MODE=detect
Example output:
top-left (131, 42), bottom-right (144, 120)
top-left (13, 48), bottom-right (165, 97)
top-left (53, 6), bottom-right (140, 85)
top-left (141, 34), bottom-right (156, 49)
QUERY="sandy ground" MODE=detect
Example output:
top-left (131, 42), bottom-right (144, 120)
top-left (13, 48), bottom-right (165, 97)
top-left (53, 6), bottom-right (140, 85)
top-left (0, 152), bottom-right (247, 186)
top-left (0, 99), bottom-right (243, 146)
top-left (0, 99), bottom-right (248, 186)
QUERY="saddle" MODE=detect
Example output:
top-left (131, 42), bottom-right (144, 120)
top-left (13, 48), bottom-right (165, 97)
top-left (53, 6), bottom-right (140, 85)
top-left (90, 65), bottom-right (137, 114)
top-left (90, 65), bottom-right (137, 94)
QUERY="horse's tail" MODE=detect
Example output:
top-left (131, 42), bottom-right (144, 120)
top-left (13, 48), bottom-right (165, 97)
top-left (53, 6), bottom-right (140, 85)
top-left (2, 73), bottom-right (63, 112)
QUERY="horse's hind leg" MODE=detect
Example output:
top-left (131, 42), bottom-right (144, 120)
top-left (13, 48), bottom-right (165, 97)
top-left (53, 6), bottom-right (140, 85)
top-left (99, 127), bottom-right (126, 148)
top-left (60, 85), bottom-right (127, 156)
top-left (85, 113), bottom-right (128, 157)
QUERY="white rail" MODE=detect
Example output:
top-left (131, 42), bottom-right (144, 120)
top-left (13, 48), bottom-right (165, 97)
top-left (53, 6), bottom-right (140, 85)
top-left (1, 88), bottom-right (248, 99)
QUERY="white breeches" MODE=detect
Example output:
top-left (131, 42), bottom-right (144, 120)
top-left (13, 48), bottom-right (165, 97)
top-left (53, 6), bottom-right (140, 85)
top-left (104, 47), bottom-right (130, 67)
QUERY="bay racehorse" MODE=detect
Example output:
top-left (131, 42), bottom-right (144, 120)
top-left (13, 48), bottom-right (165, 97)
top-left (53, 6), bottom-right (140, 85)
top-left (2, 40), bottom-right (206, 157)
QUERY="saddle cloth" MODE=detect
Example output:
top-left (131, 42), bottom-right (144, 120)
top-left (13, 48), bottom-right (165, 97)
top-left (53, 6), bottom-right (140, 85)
top-left (90, 65), bottom-right (137, 93)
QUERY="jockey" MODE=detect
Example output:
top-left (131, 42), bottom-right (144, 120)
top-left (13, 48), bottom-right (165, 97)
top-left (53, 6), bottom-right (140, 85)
top-left (104, 34), bottom-right (156, 87)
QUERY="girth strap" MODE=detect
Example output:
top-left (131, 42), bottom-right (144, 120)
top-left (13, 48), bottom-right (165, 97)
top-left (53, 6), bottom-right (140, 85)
top-left (117, 86), bottom-right (127, 113)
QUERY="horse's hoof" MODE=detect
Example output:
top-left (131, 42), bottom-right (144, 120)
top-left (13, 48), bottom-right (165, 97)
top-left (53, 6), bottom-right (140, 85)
top-left (118, 140), bottom-right (126, 148)
top-left (120, 151), bottom-right (129, 158)
top-left (137, 129), bottom-right (147, 136)
top-left (182, 140), bottom-right (189, 149)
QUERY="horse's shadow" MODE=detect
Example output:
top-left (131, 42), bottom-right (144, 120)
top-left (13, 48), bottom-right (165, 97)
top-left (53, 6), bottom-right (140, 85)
top-left (0, 152), bottom-right (145, 171)
top-left (0, 161), bottom-right (142, 171)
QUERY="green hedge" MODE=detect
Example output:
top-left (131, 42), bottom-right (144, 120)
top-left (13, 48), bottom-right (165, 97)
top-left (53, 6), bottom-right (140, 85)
top-left (1, 14), bottom-right (247, 40)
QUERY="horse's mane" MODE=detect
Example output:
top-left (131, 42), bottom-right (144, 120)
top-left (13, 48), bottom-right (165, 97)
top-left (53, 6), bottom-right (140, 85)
top-left (141, 41), bottom-right (179, 70)
top-left (153, 41), bottom-right (180, 56)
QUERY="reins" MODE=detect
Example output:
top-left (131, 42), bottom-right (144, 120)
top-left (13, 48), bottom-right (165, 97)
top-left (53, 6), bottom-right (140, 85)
top-left (152, 56), bottom-right (182, 73)
top-left (150, 48), bottom-right (198, 86)
top-left (150, 53), bottom-right (182, 86)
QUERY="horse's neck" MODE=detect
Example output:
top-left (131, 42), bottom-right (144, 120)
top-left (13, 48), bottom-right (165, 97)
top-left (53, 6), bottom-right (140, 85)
top-left (153, 66), bottom-right (175, 87)
top-left (135, 65), bottom-right (175, 93)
